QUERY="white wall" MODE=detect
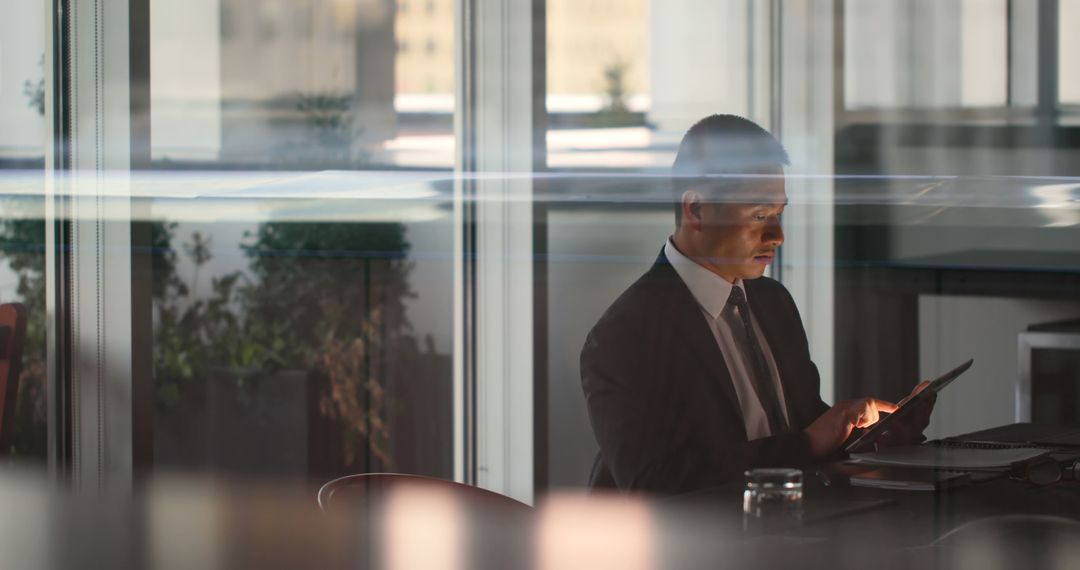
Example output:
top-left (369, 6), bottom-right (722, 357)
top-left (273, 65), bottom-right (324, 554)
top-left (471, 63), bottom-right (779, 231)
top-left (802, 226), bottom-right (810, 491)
top-left (845, 0), bottom-right (1007, 109)
top-left (960, 0), bottom-right (1008, 107)
top-left (919, 295), bottom-right (1080, 440)
top-left (777, 0), bottom-right (836, 404)
top-left (647, 0), bottom-right (753, 134)
top-left (150, 0), bottom-right (222, 160)
top-left (546, 206), bottom-right (671, 488)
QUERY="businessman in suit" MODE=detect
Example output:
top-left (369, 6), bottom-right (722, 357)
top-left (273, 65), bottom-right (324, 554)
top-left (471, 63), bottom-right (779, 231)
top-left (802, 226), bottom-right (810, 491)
top-left (581, 114), bottom-right (934, 494)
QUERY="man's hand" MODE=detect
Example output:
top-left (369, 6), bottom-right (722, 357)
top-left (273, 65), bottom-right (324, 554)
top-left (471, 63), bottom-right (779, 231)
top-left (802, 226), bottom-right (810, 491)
top-left (875, 380), bottom-right (937, 449)
top-left (804, 398), bottom-right (898, 457)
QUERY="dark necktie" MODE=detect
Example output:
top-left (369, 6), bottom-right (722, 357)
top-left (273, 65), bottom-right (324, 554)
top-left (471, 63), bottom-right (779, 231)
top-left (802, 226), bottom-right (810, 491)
top-left (727, 287), bottom-right (789, 434)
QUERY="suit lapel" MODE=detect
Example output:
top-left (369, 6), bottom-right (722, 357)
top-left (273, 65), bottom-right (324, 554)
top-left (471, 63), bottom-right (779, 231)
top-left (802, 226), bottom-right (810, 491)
top-left (744, 279), bottom-right (800, 426)
top-left (649, 250), bottom-right (747, 435)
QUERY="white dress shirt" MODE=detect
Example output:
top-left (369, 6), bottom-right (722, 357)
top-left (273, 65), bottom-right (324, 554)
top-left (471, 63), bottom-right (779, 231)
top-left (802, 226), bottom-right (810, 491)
top-left (664, 239), bottom-right (790, 440)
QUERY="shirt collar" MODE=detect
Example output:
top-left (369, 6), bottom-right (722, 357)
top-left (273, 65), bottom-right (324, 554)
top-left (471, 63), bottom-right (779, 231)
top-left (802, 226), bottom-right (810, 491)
top-left (664, 238), bottom-right (746, 320)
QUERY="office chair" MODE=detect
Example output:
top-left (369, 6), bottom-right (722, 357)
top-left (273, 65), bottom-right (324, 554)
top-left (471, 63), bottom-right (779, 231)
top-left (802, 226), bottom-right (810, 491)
top-left (318, 473), bottom-right (533, 569)
top-left (317, 472), bottom-right (532, 515)
top-left (0, 303), bottom-right (28, 455)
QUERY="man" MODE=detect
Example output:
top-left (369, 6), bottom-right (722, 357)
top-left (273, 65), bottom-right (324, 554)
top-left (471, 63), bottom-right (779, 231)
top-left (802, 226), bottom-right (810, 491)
top-left (580, 114), bottom-right (933, 494)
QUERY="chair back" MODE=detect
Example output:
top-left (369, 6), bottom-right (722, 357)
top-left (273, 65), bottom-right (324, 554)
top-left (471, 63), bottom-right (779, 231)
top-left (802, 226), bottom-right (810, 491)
top-left (0, 303), bottom-right (28, 455)
top-left (317, 472), bottom-right (532, 515)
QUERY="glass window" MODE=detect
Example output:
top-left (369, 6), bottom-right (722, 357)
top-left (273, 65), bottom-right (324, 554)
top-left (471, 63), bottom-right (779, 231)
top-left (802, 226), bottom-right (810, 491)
top-left (147, 0), bottom-right (456, 482)
top-left (546, 0), bottom-right (658, 171)
top-left (20, 0), bottom-right (1080, 525)
top-left (835, 0), bottom-right (1080, 441)
top-left (0, 0), bottom-right (48, 462)
top-left (541, 0), bottom-right (1080, 495)
top-left (845, 0), bottom-right (1008, 110)
top-left (544, 0), bottom-right (782, 490)
top-left (544, 0), bottom-right (657, 491)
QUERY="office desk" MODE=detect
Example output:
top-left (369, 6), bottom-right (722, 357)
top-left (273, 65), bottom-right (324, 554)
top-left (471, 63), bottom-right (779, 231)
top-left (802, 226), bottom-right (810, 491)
top-left (4, 464), bottom-right (1080, 569)
top-left (662, 423), bottom-right (1080, 568)
top-left (655, 473), bottom-right (1080, 569)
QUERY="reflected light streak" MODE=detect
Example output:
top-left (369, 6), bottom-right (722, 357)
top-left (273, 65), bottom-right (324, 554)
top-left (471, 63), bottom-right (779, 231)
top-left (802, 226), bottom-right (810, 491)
top-left (383, 483), bottom-right (465, 570)
top-left (536, 493), bottom-right (656, 570)
top-left (1030, 184), bottom-right (1080, 227)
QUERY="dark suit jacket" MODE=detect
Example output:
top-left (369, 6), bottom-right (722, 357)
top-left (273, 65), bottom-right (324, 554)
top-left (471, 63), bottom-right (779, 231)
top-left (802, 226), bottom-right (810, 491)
top-left (580, 248), bottom-right (831, 494)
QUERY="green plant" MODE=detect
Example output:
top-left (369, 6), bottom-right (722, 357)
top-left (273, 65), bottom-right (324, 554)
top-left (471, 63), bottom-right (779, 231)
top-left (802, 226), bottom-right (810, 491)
top-left (272, 92), bottom-right (370, 168)
top-left (154, 220), bottom-right (426, 471)
top-left (239, 221), bottom-right (414, 468)
top-left (592, 59), bottom-right (640, 128)
top-left (24, 55), bottom-right (45, 117)
top-left (0, 205), bottom-right (46, 458)
top-left (603, 60), bottom-right (630, 115)
top-left (0, 209), bottom-right (432, 471)
top-left (183, 231), bottom-right (212, 297)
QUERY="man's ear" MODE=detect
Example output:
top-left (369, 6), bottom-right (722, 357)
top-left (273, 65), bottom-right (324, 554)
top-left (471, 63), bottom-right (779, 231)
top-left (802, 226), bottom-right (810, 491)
top-left (681, 190), bottom-right (704, 230)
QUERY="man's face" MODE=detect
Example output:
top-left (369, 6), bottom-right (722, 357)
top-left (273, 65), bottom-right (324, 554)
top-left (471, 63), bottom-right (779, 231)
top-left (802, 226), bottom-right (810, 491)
top-left (687, 169), bottom-right (787, 282)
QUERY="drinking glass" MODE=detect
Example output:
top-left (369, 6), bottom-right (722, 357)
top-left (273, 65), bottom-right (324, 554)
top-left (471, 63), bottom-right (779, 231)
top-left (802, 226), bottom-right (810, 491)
top-left (743, 468), bottom-right (803, 532)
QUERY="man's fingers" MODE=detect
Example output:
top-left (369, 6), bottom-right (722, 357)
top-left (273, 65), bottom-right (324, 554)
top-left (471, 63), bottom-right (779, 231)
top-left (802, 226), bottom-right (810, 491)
top-left (845, 398), bottom-right (898, 429)
top-left (870, 398), bottom-right (898, 414)
top-left (853, 400), bottom-right (883, 428)
top-left (840, 421), bottom-right (856, 443)
top-left (843, 402), bottom-right (869, 428)
top-left (912, 397), bottom-right (936, 426)
top-left (855, 415), bottom-right (876, 428)
top-left (834, 397), bottom-right (901, 433)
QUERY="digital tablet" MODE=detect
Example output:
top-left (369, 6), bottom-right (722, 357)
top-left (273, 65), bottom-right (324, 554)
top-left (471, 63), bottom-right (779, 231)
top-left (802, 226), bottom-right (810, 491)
top-left (844, 358), bottom-right (974, 454)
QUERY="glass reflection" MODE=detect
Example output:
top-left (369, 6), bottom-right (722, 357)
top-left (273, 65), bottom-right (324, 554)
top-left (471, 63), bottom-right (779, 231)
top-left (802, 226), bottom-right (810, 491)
top-left (147, 0), bottom-right (455, 481)
top-left (0, 0), bottom-right (48, 461)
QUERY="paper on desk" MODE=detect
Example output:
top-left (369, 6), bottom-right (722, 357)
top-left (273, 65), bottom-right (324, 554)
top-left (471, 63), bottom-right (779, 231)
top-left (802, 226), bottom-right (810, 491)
top-left (850, 445), bottom-right (1047, 470)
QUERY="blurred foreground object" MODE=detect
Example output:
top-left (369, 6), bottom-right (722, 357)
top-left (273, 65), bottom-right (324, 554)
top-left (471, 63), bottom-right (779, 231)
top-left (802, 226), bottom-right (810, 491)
top-left (317, 472), bottom-right (531, 515)
top-left (318, 473), bottom-right (532, 570)
top-left (2, 468), bottom-right (1080, 569)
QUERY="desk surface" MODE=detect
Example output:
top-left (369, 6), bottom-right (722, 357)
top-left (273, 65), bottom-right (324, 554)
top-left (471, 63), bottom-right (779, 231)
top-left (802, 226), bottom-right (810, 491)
top-left (0, 475), bottom-right (1073, 570)
top-left (4, 426), bottom-right (1080, 570)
